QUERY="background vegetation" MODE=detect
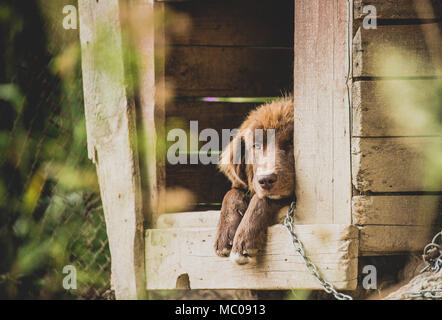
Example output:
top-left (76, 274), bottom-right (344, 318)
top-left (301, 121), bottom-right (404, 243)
top-left (0, 0), bottom-right (111, 299)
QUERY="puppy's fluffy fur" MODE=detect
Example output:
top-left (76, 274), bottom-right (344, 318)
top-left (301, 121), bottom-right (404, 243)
top-left (215, 97), bottom-right (295, 264)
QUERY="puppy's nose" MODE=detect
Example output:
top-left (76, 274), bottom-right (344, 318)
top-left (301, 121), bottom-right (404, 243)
top-left (258, 174), bottom-right (277, 190)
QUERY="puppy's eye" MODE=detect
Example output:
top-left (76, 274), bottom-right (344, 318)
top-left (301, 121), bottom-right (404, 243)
top-left (253, 143), bottom-right (263, 150)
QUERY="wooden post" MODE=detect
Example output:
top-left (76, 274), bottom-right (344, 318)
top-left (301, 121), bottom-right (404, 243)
top-left (129, 0), bottom-right (166, 225)
top-left (293, 0), bottom-right (352, 225)
top-left (78, 0), bottom-right (145, 299)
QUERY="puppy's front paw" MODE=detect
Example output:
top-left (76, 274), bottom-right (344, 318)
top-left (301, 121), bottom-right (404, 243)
top-left (230, 252), bottom-right (256, 265)
top-left (230, 230), bottom-right (261, 265)
top-left (214, 222), bottom-right (238, 257)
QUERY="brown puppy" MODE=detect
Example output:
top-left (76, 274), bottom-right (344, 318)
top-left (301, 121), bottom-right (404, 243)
top-left (215, 97), bottom-right (295, 264)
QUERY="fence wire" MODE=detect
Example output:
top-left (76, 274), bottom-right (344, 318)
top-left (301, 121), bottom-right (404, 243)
top-left (0, 0), bottom-right (112, 300)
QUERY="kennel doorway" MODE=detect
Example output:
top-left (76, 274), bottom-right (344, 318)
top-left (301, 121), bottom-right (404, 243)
top-left (163, 0), bottom-right (294, 213)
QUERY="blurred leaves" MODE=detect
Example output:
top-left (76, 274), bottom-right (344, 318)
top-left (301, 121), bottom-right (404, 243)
top-left (0, 0), bottom-right (110, 299)
top-left (285, 289), bottom-right (311, 300)
top-left (50, 43), bottom-right (80, 78)
top-left (0, 83), bottom-right (24, 112)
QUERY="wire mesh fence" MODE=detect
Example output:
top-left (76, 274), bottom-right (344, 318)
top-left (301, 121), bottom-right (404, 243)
top-left (41, 192), bottom-right (113, 300)
top-left (0, 0), bottom-right (112, 299)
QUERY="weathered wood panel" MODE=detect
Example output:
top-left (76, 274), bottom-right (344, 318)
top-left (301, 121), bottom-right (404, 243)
top-left (359, 225), bottom-right (433, 255)
top-left (166, 164), bottom-right (229, 206)
top-left (353, 23), bottom-right (442, 77)
top-left (78, 0), bottom-right (145, 300)
top-left (354, 0), bottom-right (442, 20)
top-left (293, 0), bottom-right (351, 224)
top-left (132, 0), bottom-right (166, 225)
top-left (155, 207), bottom-right (310, 229)
top-left (165, 0), bottom-right (293, 47)
top-left (157, 211), bottom-right (220, 229)
top-left (352, 137), bottom-right (442, 192)
top-left (156, 210), bottom-right (441, 257)
top-left (166, 46), bottom-right (293, 97)
top-left (353, 195), bottom-right (441, 226)
top-left (352, 80), bottom-right (442, 137)
top-left (167, 101), bottom-right (256, 132)
top-left (146, 224), bottom-right (359, 290)
top-left (156, 206), bottom-right (301, 229)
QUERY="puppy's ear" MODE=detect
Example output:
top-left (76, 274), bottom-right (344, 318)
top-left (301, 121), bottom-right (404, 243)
top-left (218, 132), bottom-right (247, 189)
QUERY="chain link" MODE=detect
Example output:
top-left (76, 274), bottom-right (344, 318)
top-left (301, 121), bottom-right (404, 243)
top-left (420, 231), bottom-right (442, 273)
top-left (283, 200), bottom-right (353, 300)
top-left (284, 202), bottom-right (441, 300)
top-left (406, 230), bottom-right (442, 299)
top-left (407, 289), bottom-right (442, 299)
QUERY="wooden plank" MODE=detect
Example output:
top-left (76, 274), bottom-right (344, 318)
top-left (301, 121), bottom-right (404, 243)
top-left (354, 0), bottom-right (442, 20)
top-left (167, 101), bottom-right (257, 133)
top-left (352, 137), bottom-right (442, 192)
top-left (156, 210), bottom-right (220, 228)
top-left (352, 80), bottom-right (442, 137)
top-left (146, 224), bottom-right (359, 290)
top-left (293, 0), bottom-right (352, 224)
top-left (156, 208), bottom-right (293, 229)
top-left (166, 46), bottom-right (293, 97)
top-left (78, 0), bottom-right (145, 300)
top-left (359, 225), bottom-right (434, 255)
top-left (129, 0), bottom-right (167, 225)
top-left (353, 23), bottom-right (442, 77)
top-left (166, 164), bottom-right (229, 205)
top-left (164, 0), bottom-right (293, 47)
top-left (352, 195), bottom-right (441, 226)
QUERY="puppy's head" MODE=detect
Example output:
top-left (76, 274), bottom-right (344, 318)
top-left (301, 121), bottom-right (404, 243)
top-left (219, 98), bottom-right (295, 199)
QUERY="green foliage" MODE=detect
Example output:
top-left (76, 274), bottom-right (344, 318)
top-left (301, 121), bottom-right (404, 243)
top-left (0, 0), bottom-right (110, 299)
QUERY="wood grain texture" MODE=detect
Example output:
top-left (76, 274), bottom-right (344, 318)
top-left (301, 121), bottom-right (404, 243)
top-left (155, 208), bottom-right (303, 229)
top-left (353, 23), bottom-right (442, 77)
top-left (78, 0), bottom-right (145, 299)
top-left (293, 0), bottom-right (352, 224)
top-left (156, 210), bottom-right (440, 257)
top-left (359, 225), bottom-right (433, 255)
top-left (352, 137), bottom-right (442, 192)
top-left (167, 101), bottom-right (257, 132)
top-left (146, 224), bottom-right (359, 290)
top-left (165, 0), bottom-right (293, 47)
top-left (133, 0), bottom-right (166, 225)
top-left (156, 211), bottom-right (220, 228)
top-left (166, 46), bottom-right (293, 97)
top-left (353, 195), bottom-right (441, 226)
top-left (354, 0), bottom-right (442, 19)
top-left (352, 80), bottom-right (442, 137)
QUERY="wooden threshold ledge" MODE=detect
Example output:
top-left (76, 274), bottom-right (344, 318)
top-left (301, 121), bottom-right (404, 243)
top-left (146, 211), bottom-right (359, 290)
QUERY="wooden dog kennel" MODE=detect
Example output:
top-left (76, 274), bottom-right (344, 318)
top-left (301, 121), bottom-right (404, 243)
top-left (79, 0), bottom-right (441, 299)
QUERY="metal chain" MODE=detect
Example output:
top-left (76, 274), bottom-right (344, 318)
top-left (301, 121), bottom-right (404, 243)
top-left (407, 289), bottom-right (442, 299)
top-left (406, 230), bottom-right (442, 299)
top-left (420, 231), bottom-right (442, 273)
top-left (283, 201), bottom-right (353, 300)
